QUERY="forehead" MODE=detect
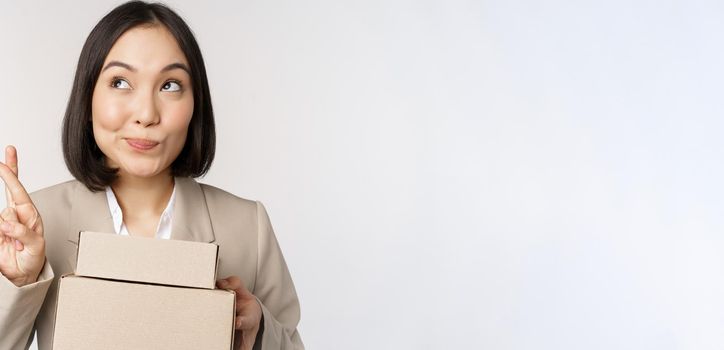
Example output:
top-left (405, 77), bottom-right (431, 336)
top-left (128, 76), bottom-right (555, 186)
top-left (103, 25), bottom-right (189, 71)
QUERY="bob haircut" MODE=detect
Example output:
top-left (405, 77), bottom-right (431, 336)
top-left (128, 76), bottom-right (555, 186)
top-left (62, 0), bottom-right (215, 192)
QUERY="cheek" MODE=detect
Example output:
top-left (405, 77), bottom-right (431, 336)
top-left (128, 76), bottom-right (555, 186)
top-left (165, 99), bottom-right (194, 144)
top-left (91, 90), bottom-right (129, 132)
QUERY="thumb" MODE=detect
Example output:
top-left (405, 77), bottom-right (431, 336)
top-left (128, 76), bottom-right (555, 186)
top-left (13, 204), bottom-right (41, 232)
top-left (1, 207), bottom-right (18, 223)
top-left (0, 207), bottom-right (21, 248)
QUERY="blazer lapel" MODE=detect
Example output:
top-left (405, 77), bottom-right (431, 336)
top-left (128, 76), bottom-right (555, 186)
top-left (170, 176), bottom-right (216, 243)
top-left (66, 182), bottom-right (115, 270)
top-left (67, 183), bottom-right (115, 245)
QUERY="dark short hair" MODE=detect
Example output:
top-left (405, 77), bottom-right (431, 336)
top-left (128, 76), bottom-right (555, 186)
top-left (62, 0), bottom-right (215, 192)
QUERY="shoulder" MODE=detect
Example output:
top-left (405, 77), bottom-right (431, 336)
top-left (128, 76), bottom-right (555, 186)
top-left (29, 179), bottom-right (82, 209)
top-left (194, 181), bottom-right (273, 230)
top-left (197, 181), bottom-right (258, 211)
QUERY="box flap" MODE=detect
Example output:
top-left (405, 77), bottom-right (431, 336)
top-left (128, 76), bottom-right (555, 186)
top-left (75, 231), bottom-right (219, 289)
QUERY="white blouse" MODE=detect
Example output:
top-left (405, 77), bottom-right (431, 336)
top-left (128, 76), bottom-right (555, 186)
top-left (104, 184), bottom-right (177, 239)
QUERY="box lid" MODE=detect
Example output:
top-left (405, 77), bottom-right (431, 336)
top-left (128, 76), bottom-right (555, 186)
top-left (75, 231), bottom-right (219, 289)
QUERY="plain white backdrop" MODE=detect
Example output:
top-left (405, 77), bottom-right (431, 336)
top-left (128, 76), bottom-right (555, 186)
top-left (1, 0), bottom-right (723, 349)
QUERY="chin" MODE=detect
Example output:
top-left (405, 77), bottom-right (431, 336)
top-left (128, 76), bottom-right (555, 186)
top-left (119, 169), bottom-right (160, 178)
top-left (131, 170), bottom-right (164, 178)
top-left (120, 161), bottom-right (168, 178)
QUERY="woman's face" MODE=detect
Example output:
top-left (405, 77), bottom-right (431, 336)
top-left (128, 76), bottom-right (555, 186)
top-left (91, 24), bottom-right (194, 180)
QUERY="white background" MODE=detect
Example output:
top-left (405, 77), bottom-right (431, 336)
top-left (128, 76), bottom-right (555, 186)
top-left (1, 1), bottom-right (723, 349)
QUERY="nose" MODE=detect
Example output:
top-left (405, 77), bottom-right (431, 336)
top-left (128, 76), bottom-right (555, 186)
top-left (134, 91), bottom-right (161, 127)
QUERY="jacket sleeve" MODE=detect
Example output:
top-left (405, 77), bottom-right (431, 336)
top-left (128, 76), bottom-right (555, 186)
top-left (253, 201), bottom-right (304, 350)
top-left (0, 259), bottom-right (54, 350)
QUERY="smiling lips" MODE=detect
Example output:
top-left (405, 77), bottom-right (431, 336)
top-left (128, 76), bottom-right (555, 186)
top-left (125, 138), bottom-right (159, 151)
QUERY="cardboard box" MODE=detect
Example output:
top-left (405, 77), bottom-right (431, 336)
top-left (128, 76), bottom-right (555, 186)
top-left (75, 231), bottom-right (219, 289)
top-left (52, 231), bottom-right (236, 349)
top-left (52, 275), bottom-right (235, 350)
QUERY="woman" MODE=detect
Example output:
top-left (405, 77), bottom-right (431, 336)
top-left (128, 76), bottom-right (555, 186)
top-left (0, 2), bottom-right (303, 349)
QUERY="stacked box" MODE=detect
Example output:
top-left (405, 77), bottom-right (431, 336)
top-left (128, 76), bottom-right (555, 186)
top-left (52, 231), bottom-right (236, 350)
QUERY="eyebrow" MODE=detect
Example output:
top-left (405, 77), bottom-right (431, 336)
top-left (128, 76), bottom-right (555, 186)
top-left (101, 60), bottom-right (190, 75)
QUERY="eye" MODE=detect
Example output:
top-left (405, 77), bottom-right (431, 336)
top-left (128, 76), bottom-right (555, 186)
top-left (110, 77), bottom-right (131, 90)
top-left (162, 81), bottom-right (182, 92)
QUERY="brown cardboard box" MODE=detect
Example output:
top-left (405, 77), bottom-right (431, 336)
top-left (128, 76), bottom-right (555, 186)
top-left (52, 275), bottom-right (235, 350)
top-left (52, 231), bottom-right (236, 349)
top-left (75, 231), bottom-right (219, 289)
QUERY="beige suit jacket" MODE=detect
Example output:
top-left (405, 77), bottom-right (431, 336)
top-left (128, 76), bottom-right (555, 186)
top-left (0, 177), bottom-right (304, 350)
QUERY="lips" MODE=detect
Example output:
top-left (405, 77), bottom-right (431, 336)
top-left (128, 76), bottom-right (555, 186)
top-left (125, 138), bottom-right (159, 151)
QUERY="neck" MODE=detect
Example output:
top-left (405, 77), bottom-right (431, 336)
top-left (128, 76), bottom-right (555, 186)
top-left (110, 170), bottom-right (175, 219)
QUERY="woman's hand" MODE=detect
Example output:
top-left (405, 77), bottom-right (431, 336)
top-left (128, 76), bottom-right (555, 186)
top-left (216, 276), bottom-right (263, 350)
top-left (0, 145), bottom-right (46, 287)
